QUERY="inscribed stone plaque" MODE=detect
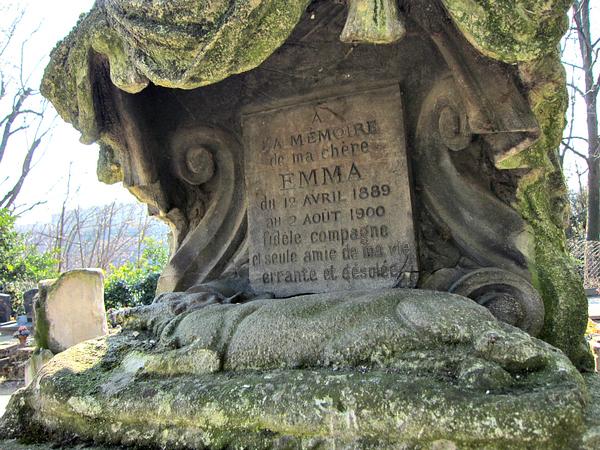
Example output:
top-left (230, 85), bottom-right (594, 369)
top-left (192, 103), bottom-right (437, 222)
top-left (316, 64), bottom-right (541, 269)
top-left (243, 84), bottom-right (418, 296)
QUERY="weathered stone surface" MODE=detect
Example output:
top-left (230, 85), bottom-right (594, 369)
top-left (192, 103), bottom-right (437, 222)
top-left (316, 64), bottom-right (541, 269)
top-left (41, 0), bottom-right (312, 144)
top-left (446, 267), bottom-right (545, 335)
top-left (13, 0), bottom-right (593, 448)
top-left (243, 83), bottom-right (418, 296)
top-left (341, 0), bottom-right (406, 44)
top-left (0, 440), bottom-right (112, 450)
top-left (0, 290), bottom-right (588, 449)
top-left (582, 373), bottom-right (600, 449)
top-left (34, 269), bottom-right (108, 354)
top-left (440, 0), bottom-right (571, 62)
top-left (37, 0), bottom-right (590, 367)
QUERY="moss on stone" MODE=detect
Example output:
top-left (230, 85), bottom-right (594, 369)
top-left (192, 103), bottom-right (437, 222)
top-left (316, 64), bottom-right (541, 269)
top-left (496, 51), bottom-right (594, 368)
top-left (1, 331), bottom-right (587, 449)
top-left (96, 143), bottom-right (122, 185)
top-left (41, 0), bottom-right (311, 145)
top-left (582, 373), bottom-right (600, 448)
top-left (441, 0), bottom-right (571, 62)
top-left (440, 0), bottom-right (592, 368)
top-left (33, 280), bottom-right (55, 351)
top-left (2, 290), bottom-right (591, 449)
top-left (0, 440), bottom-right (112, 450)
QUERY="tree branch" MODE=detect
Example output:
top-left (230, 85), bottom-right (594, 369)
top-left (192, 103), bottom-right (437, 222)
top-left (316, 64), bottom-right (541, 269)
top-left (561, 140), bottom-right (590, 161)
top-left (7, 125), bottom-right (28, 137)
top-left (0, 135), bottom-right (43, 209)
top-left (563, 61), bottom-right (584, 71)
top-left (0, 87), bottom-right (32, 164)
top-left (12, 200), bottom-right (47, 217)
top-left (567, 82), bottom-right (587, 98)
top-left (570, 136), bottom-right (590, 143)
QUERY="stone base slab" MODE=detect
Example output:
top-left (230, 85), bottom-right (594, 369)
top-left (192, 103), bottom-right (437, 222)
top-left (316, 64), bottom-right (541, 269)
top-left (0, 289), bottom-right (591, 449)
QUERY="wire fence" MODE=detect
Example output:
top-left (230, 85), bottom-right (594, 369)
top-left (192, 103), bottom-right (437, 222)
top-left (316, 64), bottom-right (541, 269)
top-left (567, 239), bottom-right (600, 290)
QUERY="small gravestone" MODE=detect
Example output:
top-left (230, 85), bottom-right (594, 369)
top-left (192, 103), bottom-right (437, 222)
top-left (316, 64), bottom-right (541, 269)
top-left (23, 289), bottom-right (37, 323)
top-left (0, 294), bottom-right (12, 323)
top-left (243, 84), bottom-right (419, 296)
top-left (35, 269), bottom-right (108, 354)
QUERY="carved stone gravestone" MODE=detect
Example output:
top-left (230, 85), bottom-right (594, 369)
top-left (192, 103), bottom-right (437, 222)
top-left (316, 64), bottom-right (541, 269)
top-left (0, 294), bottom-right (11, 323)
top-left (244, 84), bottom-right (418, 295)
top-left (23, 289), bottom-right (37, 323)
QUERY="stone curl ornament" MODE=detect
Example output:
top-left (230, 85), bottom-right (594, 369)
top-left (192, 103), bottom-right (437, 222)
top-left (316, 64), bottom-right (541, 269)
top-left (448, 268), bottom-right (545, 336)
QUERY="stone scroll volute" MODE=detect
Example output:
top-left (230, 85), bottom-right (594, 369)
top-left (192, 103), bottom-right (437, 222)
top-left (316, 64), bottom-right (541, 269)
top-left (157, 126), bottom-right (247, 294)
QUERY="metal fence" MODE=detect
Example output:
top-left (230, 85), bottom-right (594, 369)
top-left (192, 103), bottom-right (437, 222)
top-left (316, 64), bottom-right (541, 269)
top-left (567, 239), bottom-right (600, 290)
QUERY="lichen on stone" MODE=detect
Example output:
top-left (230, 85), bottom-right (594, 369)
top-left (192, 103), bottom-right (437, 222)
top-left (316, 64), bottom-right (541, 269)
top-left (441, 0), bottom-right (592, 368)
top-left (41, 0), bottom-right (312, 144)
top-left (441, 0), bottom-right (572, 62)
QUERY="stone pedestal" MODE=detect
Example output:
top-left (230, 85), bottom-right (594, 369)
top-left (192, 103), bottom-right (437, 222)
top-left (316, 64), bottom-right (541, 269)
top-left (4, 0), bottom-right (594, 448)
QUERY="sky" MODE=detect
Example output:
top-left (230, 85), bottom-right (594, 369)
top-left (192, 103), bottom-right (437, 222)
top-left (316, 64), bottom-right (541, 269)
top-left (561, 1), bottom-right (600, 191)
top-left (561, 5), bottom-right (599, 193)
top-left (0, 0), bottom-right (136, 225)
top-left (0, 1), bottom-right (596, 225)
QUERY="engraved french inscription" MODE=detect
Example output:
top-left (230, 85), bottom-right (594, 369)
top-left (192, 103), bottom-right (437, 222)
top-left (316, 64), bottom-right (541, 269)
top-left (243, 84), bottom-right (418, 296)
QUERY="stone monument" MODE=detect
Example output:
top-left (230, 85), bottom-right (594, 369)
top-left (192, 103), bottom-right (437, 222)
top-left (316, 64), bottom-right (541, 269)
top-left (2, 0), bottom-right (598, 448)
top-left (0, 294), bottom-right (11, 323)
top-left (22, 289), bottom-right (37, 323)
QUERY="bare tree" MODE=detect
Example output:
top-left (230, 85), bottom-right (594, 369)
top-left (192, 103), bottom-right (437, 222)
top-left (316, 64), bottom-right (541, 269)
top-left (0, 4), bottom-right (54, 213)
top-left (562, 0), bottom-right (600, 240)
top-left (22, 202), bottom-right (167, 273)
top-left (55, 165), bottom-right (72, 272)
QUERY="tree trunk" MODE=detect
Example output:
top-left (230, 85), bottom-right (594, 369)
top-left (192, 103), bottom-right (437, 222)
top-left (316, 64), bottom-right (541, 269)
top-left (588, 157), bottom-right (600, 240)
top-left (573, 0), bottom-right (600, 240)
